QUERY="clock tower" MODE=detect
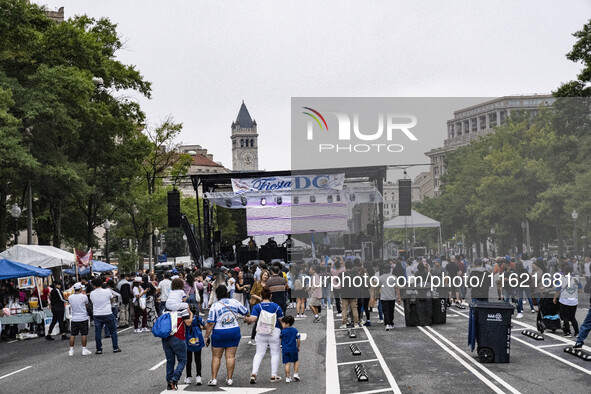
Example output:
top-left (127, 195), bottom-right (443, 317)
top-left (231, 101), bottom-right (259, 171)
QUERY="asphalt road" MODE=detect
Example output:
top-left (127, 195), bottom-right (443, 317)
top-left (1, 293), bottom-right (591, 394)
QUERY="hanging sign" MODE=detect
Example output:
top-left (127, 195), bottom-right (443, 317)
top-left (231, 173), bottom-right (345, 193)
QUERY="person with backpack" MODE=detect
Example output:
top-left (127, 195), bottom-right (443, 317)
top-left (158, 278), bottom-right (194, 391)
top-left (184, 304), bottom-right (205, 386)
top-left (244, 287), bottom-right (285, 384)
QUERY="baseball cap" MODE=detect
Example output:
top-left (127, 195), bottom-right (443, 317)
top-left (234, 267), bottom-right (240, 273)
top-left (73, 283), bottom-right (82, 290)
top-left (220, 266), bottom-right (228, 272)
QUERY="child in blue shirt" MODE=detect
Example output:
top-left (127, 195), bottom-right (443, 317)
top-left (184, 304), bottom-right (206, 385)
top-left (280, 315), bottom-right (301, 382)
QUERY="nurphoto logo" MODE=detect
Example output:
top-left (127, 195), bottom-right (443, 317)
top-left (302, 106), bottom-right (419, 153)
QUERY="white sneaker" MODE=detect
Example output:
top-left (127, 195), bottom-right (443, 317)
top-left (293, 373), bottom-right (300, 381)
top-left (248, 339), bottom-right (256, 345)
top-left (195, 376), bottom-right (202, 385)
top-left (336, 313), bottom-right (342, 317)
top-left (134, 329), bottom-right (141, 333)
top-left (184, 377), bottom-right (192, 384)
top-left (142, 327), bottom-right (150, 332)
top-left (531, 309), bottom-right (536, 313)
top-left (82, 348), bottom-right (92, 356)
top-left (516, 313), bottom-right (523, 319)
top-left (339, 324), bottom-right (348, 329)
top-left (226, 379), bottom-right (233, 386)
top-left (286, 376), bottom-right (292, 383)
top-left (208, 379), bottom-right (217, 386)
top-left (378, 319), bottom-right (384, 323)
top-left (68, 348), bottom-right (74, 356)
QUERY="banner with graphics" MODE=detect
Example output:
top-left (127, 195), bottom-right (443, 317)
top-left (231, 174), bottom-right (345, 193)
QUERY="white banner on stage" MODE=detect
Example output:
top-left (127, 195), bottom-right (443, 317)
top-left (232, 173), bottom-right (345, 194)
top-left (246, 203), bottom-right (348, 235)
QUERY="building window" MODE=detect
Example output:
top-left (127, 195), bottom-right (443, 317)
top-left (251, 139), bottom-right (254, 147)
top-left (240, 139), bottom-right (244, 147)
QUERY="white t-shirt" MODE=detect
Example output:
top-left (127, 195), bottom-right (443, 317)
top-left (207, 298), bottom-right (248, 331)
top-left (90, 288), bottom-right (113, 316)
top-left (158, 279), bottom-right (172, 301)
top-left (557, 275), bottom-right (581, 306)
top-left (68, 293), bottom-right (89, 322)
top-left (227, 277), bottom-right (236, 291)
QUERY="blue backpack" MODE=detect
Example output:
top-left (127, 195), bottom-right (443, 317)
top-left (152, 311), bottom-right (179, 338)
top-left (185, 317), bottom-right (205, 351)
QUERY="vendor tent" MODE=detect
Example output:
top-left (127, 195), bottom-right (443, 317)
top-left (383, 210), bottom-right (440, 229)
top-left (0, 245), bottom-right (75, 268)
top-left (64, 260), bottom-right (116, 276)
top-left (0, 258), bottom-right (52, 280)
top-left (383, 210), bottom-right (442, 254)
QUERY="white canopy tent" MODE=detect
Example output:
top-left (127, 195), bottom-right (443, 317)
top-left (383, 210), bottom-right (442, 255)
top-left (0, 245), bottom-right (75, 268)
top-left (383, 210), bottom-right (440, 229)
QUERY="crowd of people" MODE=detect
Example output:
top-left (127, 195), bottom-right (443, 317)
top-left (2, 252), bottom-right (590, 390)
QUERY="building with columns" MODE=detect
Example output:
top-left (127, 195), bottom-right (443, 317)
top-left (231, 101), bottom-right (259, 171)
top-left (425, 94), bottom-right (555, 197)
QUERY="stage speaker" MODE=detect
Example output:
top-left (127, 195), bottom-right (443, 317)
top-left (343, 234), bottom-right (350, 249)
top-left (398, 179), bottom-right (412, 216)
top-left (167, 190), bottom-right (181, 227)
top-left (214, 230), bottom-right (222, 243)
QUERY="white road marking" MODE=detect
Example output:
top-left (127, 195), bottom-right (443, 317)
top-left (453, 308), bottom-right (591, 352)
top-left (448, 306), bottom-right (591, 374)
top-left (336, 339), bottom-right (370, 346)
top-left (537, 343), bottom-right (571, 349)
top-left (326, 303), bottom-right (340, 394)
top-left (117, 327), bottom-right (132, 333)
top-left (393, 306), bottom-right (510, 394)
top-left (219, 387), bottom-right (276, 393)
top-left (512, 336), bottom-right (591, 376)
top-left (416, 326), bottom-right (505, 394)
top-left (362, 326), bottom-right (402, 394)
top-left (337, 358), bottom-right (379, 366)
top-left (424, 326), bottom-right (522, 394)
top-left (350, 388), bottom-right (394, 394)
top-left (149, 359), bottom-right (167, 371)
top-left (0, 366), bottom-right (32, 380)
top-left (7, 340), bottom-right (18, 344)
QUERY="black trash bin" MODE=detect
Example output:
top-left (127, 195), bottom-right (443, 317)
top-left (469, 302), bottom-right (514, 363)
top-left (402, 286), bottom-right (432, 326)
top-left (431, 287), bottom-right (447, 324)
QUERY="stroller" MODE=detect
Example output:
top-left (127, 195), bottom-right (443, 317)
top-left (536, 291), bottom-right (561, 333)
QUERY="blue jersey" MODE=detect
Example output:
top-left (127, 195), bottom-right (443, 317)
top-left (281, 326), bottom-right (300, 353)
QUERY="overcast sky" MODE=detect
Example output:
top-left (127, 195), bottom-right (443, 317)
top-left (35, 0), bottom-right (591, 179)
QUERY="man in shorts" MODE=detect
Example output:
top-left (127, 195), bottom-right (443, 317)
top-left (67, 283), bottom-right (92, 356)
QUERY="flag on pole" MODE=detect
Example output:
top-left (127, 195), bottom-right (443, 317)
top-left (75, 248), bottom-right (92, 269)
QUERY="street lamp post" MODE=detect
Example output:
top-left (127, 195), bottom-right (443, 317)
top-left (10, 203), bottom-right (22, 245)
top-left (104, 219), bottom-right (111, 265)
top-left (154, 227), bottom-right (160, 267)
top-left (490, 228), bottom-right (495, 257)
top-left (572, 209), bottom-right (578, 259)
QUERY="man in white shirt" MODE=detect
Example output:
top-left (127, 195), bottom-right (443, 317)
top-left (158, 272), bottom-right (172, 316)
top-left (89, 278), bottom-right (120, 354)
top-left (67, 283), bottom-right (92, 356)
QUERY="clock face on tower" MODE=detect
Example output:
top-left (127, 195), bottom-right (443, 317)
top-left (242, 152), bottom-right (253, 165)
